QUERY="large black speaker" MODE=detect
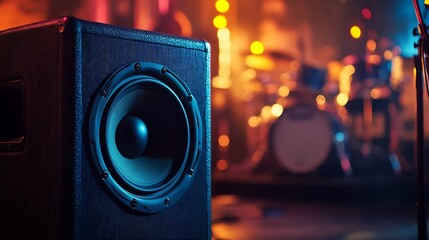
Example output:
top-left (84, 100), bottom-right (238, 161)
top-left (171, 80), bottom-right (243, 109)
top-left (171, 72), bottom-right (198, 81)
top-left (0, 16), bottom-right (211, 239)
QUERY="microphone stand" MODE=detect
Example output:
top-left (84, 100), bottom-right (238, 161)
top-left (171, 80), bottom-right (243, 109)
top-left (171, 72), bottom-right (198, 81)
top-left (412, 0), bottom-right (427, 239)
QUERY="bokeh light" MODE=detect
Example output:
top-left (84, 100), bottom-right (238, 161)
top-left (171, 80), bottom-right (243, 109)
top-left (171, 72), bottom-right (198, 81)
top-left (271, 103), bottom-right (284, 117)
top-left (216, 159), bottom-right (229, 171)
top-left (350, 26), bottom-right (362, 39)
top-left (361, 8), bottom-right (372, 20)
top-left (215, 0), bottom-right (230, 13)
top-left (278, 85), bottom-right (290, 97)
top-left (218, 134), bottom-right (230, 147)
top-left (213, 15), bottom-right (227, 28)
top-left (336, 93), bottom-right (349, 106)
top-left (250, 41), bottom-right (265, 55)
top-left (248, 116), bottom-right (262, 128)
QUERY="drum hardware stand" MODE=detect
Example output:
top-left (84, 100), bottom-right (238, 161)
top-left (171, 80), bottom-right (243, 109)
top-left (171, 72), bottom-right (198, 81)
top-left (412, 0), bottom-right (427, 239)
top-left (361, 83), bottom-right (374, 158)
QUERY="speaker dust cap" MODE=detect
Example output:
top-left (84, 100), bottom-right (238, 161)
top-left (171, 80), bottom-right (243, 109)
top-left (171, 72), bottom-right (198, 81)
top-left (89, 62), bottom-right (202, 213)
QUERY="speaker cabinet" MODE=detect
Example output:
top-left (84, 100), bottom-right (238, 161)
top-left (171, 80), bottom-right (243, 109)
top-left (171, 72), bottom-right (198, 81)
top-left (0, 17), bottom-right (211, 239)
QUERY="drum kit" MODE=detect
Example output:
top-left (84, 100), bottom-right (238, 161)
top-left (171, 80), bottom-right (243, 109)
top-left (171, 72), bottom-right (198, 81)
top-left (246, 51), bottom-right (409, 178)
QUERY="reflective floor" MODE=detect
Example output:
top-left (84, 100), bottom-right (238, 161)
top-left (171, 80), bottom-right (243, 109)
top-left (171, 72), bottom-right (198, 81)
top-left (212, 175), bottom-right (421, 240)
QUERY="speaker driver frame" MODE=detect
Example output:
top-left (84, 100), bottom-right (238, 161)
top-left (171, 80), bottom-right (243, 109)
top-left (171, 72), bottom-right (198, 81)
top-left (89, 62), bottom-right (202, 213)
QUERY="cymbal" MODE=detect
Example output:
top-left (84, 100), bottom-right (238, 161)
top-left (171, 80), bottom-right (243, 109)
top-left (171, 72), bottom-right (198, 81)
top-left (242, 50), bottom-right (296, 61)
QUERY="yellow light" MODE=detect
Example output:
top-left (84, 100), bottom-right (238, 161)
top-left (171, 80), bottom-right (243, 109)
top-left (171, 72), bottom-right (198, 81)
top-left (218, 66), bottom-right (230, 78)
top-left (248, 116), bottom-right (262, 128)
top-left (212, 76), bottom-right (231, 89)
top-left (278, 85), bottom-right (290, 97)
top-left (350, 26), bottom-right (362, 39)
top-left (343, 65), bottom-right (356, 75)
top-left (218, 134), bottom-right (230, 147)
top-left (217, 28), bottom-right (230, 40)
top-left (271, 104), bottom-right (283, 117)
top-left (336, 93), bottom-right (349, 106)
top-left (366, 39), bottom-right (376, 53)
top-left (250, 41), bottom-right (264, 55)
top-left (216, 159), bottom-right (229, 171)
top-left (316, 95), bottom-right (326, 106)
top-left (213, 15), bottom-right (227, 28)
top-left (326, 61), bottom-right (343, 82)
top-left (219, 52), bottom-right (231, 64)
top-left (260, 105), bottom-right (272, 121)
top-left (218, 39), bottom-right (231, 51)
top-left (245, 55), bottom-right (275, 71)
top-left (215, 0), bottom-right (230, 13)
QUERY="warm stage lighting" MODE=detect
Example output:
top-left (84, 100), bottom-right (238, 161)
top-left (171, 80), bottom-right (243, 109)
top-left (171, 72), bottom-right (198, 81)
top-left (248, 116), bottom-right (262, 128)
top-left (250, 41), bottom-right (264, 55)
top-left (366, 39), bottom-right (376, 53)
top-left (260, 105), bottom-right (272, 121)
top-left (241, 68), bottom-right (256, 80)
top-left (213, 15), bottom-right (227, 28)
top-left (218, 134), bottom-right (230, 147)
top-left (316, 95), bottom-right (326, 106)
top-left (350, 26), bottom-right (361, 39)
top-left (217, 28), bottom-right (230, 40)
top-left (336, 93), bottom-right (349, 106)
top-left (383, 50), bottom-right (393, 60)
top-left (271, 104), bottom-right (283, 117)
top-left (212, 76), bottom-right (231, 89)
top-left (278, 85), bottom-right (290, 97)
top-left (215, 0), bottom-right (230, 13)
top-left (370, 88), bottom-right (381, 99)
top-left (245, 55), bottom-right (275, 71)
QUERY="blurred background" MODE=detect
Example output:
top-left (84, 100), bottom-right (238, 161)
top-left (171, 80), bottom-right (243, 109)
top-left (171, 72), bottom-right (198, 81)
top-left (2, 0), bottom-right (429, 239)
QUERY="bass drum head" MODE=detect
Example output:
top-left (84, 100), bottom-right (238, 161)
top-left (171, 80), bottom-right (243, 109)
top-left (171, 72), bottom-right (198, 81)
top-left (270, 105), bottom-right (333, 174)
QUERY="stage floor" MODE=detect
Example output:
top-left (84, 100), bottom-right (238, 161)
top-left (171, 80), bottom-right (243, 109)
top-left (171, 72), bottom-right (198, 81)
top-left (212, 175), bottom-right (422, 240)
top-left (212, 194), bottom-right (418, 240)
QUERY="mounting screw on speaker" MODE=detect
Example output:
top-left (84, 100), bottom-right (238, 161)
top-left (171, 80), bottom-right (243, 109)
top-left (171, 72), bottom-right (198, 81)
top-left (164, 198), bottom-right (170, 206)
top-left (131, 198), bottom-right (138, 208)
top-left (134, 63), bottom-right (141, 71)
top-left (100, 89), bottom-right (108, 97)
top-left (101, 171), bottom-right (108, 179)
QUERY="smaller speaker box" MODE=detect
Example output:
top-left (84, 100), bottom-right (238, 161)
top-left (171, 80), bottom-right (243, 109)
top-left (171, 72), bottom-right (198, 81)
top-left (0, 16), bottom-right (211, 239)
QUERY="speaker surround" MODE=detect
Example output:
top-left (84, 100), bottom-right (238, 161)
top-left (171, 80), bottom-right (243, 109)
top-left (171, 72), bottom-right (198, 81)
top-left (89, 62), bottom-right (202, 213)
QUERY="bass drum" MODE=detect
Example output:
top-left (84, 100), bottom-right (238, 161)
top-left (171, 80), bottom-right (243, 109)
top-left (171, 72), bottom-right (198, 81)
top-left (269, 105), bottom-right (351, 176)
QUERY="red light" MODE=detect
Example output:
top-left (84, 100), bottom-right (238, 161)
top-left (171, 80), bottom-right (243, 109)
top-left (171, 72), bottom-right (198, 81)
top-left (362, 8), bottom-right (372, 20)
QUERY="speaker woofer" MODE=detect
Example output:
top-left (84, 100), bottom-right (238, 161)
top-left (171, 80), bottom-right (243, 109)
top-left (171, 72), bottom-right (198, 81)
top-left (89, 62), bottom-right (202, 213)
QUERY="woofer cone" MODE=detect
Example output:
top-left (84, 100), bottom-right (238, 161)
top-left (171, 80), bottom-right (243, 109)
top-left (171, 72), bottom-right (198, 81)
top-left (89, 62), bottom-right (202, 213)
